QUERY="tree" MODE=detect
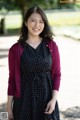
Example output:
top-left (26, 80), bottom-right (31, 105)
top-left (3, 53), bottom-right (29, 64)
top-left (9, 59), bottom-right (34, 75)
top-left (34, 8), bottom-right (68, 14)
top-left (0, 0), bottom-right (52, 19)
top-left (0, 0), bottom-right (76, 17)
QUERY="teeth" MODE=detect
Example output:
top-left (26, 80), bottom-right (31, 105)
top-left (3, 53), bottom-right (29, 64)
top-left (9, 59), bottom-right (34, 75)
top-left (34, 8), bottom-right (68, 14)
top-left (33, 29), bottom-right (39, 31)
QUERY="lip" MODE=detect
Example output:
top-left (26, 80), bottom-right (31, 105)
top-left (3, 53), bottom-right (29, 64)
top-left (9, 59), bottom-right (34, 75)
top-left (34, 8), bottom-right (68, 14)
top-left (32, 28), bottom-right (40, 31)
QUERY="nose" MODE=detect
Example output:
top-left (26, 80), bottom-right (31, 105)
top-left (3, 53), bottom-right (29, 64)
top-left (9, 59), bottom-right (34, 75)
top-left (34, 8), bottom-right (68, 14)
top-left (35, 21), bottom-right (40, 27)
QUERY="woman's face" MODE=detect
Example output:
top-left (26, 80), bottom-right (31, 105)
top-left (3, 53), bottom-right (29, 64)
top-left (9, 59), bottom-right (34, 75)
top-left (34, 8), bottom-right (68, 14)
top-left (25, 12), bottom-right (45, 37)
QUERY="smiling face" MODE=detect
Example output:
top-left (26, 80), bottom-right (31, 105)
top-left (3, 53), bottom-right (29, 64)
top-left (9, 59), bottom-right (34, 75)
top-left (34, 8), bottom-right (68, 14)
top-left (25, 12), bottom-right (45, 38)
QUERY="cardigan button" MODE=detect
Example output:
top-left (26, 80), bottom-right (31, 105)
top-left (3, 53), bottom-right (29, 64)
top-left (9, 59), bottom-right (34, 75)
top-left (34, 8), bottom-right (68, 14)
top-left (46, 45), bottom-right (48, 47)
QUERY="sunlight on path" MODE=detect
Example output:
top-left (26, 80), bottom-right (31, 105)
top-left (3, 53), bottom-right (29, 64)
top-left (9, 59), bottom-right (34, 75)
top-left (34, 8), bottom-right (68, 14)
top-left (54, 36), bottom-right (80, 110)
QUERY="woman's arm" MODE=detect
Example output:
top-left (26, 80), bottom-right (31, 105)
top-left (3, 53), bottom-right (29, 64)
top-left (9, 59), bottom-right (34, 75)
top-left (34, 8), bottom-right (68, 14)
top-left (45, 41), bottom-right (61, 114)
top-left (8, 48), bottom-right (15, 95)
top-left (7, 96), bottom-right (13, 110)
top-left (7, 47), bottom-right (15, 119)
top-left (52, 90), bottom-right (58, 101)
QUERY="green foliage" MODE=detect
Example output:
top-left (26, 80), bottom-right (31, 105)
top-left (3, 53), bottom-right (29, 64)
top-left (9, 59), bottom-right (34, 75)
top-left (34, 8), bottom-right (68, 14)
top-left (0, 0), bottom-right (79, 11)
top-left (0, 0), bottom-right (80, 18)
top-left (46, 11), bottom-right (80, 26)
top-left (75, 2), bottom-right (80, 8)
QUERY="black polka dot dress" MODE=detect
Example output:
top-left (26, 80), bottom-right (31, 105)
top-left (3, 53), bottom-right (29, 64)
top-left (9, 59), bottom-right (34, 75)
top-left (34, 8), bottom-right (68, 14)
top-left (13, 39), bottom-right (60, 120)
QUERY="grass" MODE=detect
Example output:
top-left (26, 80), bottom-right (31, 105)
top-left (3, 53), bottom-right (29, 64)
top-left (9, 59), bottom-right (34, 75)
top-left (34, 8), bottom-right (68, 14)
top-left (5, 14), bottom-right (22, 29)
top-left (46, 11), bottom-right (80, 26)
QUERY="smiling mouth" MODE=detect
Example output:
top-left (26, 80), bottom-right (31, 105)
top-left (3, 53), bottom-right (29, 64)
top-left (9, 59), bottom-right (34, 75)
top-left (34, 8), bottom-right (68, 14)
top-left (33, 28), bottom-right (40, 31)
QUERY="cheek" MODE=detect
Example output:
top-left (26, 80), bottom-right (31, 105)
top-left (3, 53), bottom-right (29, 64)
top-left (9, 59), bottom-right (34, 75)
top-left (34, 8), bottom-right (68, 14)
top-left (28, 23), bottom-right (33, 27)
top-left (27, 21), bottom-right (34, 27)
top-left (42, 24), bottom-right (45, 30)
top-left (27, 23), bottom-right (34, 30)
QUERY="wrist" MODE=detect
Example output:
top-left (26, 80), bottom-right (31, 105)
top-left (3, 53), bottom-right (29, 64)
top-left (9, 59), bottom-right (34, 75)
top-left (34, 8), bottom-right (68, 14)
top-left (7, 103), bottom-right (12, 111)
top-left (51, 97), bottom-right (56, 102)
top-left (52, 90), bottom-right (58, 100)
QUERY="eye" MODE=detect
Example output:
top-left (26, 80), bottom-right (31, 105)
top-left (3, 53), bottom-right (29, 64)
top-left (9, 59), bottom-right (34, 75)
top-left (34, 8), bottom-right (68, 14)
top-left (40, 20), bottom-right (44, 23)
top-left (31, 19), bottom-right (36, 22)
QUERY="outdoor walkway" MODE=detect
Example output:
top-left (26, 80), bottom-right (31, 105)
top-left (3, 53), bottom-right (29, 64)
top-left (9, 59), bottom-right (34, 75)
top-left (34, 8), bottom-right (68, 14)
top-left (0, 35), bottom-right (80, 120)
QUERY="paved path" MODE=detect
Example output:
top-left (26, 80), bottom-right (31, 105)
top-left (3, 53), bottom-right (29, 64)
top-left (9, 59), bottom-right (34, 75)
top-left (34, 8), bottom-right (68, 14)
top-left (0, 36), bottom-right (18, 105)
top-left (54, 36), bottom-right (80, 109)
top-left (0, 35), bottom-right (80, 119)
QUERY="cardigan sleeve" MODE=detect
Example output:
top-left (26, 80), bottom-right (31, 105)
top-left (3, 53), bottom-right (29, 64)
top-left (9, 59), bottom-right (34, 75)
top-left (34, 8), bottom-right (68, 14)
top-left (8, 48), bottom-right (16, 96)
top-left (51, 41), bottom-right (61, 91)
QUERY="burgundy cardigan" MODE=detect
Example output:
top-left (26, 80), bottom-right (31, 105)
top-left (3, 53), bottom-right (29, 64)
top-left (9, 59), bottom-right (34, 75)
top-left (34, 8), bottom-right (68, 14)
top-left (8, 39), bottom-right (61, 97)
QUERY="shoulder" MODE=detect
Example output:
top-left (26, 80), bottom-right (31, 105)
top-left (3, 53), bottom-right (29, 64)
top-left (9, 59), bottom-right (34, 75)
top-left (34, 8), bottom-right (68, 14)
top-left (10, 42), bottom-right (20, 50)
top-left (9, 42), bottom-right (23, 52)
top-left (48, 39), bottom-right (58, 49)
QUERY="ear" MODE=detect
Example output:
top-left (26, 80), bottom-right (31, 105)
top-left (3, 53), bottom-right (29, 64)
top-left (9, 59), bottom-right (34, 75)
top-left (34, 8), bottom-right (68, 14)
top-left (25, 21), bottom-right (27, 27)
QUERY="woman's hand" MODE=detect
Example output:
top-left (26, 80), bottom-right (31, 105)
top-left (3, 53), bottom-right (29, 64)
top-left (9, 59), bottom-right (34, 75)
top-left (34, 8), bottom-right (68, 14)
top-left (8, 108), bottom-right (14, 120)
top-left (44, 99), bottom-right (56, 115)
top-left (44, 90), bottom-right (58, 114)
top-left (7, 96), bottom-right (14, 120)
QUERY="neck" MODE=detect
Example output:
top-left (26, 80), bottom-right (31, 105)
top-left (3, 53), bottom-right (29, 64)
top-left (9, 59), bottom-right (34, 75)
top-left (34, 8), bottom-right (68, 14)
top-left (27, 35), bottom-right (42, 43)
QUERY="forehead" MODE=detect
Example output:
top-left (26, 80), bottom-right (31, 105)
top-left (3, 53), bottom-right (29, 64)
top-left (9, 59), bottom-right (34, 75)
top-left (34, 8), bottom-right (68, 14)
top-left (29, 12), bottom-right (43, 20)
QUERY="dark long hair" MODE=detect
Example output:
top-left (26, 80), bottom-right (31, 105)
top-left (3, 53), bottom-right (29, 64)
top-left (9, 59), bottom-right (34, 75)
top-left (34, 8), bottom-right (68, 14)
top-left (18, 5), bottom-right (53, 42)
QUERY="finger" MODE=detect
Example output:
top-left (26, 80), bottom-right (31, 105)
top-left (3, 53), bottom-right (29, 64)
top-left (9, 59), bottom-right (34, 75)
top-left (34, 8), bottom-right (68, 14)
top-left (45, 107), bottom-right (53, 114)
top-left (45, 104), bottom-right (50, 112)
top-left (9, 118), bottom-right (13, 120)
top-left (9, 118), bottom-right (14, 120)
top-left (48, 108), bottom-right (53, 114)
top-left (9, 115), bottom-right (14, 120)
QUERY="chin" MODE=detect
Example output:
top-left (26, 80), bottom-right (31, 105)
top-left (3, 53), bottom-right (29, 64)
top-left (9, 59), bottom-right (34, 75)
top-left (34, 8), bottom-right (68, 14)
top-left (32, 33), bottom-right (41, 36)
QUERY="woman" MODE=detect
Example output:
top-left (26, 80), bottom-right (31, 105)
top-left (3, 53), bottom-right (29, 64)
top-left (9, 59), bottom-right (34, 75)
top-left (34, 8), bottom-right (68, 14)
top-left (7, 5), bottom-right (61, 120)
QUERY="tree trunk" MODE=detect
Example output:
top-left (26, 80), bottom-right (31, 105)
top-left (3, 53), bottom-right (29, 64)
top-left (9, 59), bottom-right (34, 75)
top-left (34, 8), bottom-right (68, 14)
top-left (16, 0), bottom-right (27, 23)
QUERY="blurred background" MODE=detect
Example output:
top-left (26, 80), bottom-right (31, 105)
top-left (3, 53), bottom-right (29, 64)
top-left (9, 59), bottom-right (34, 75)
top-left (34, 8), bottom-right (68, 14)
top-left (0, 0), bottom-right (80, 119)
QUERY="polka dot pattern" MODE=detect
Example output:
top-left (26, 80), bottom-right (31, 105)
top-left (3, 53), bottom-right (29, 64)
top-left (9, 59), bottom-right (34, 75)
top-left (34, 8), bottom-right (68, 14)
top-left (13, 39), bottom-right (60, 120)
